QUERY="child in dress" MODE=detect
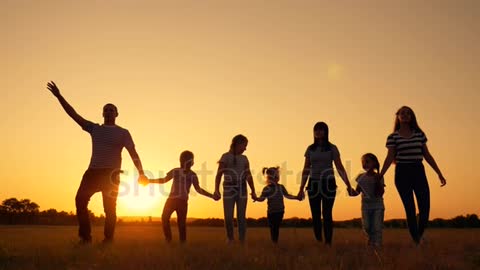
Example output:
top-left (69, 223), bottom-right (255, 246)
top-left (254, 167), bottom-right (300, 243)
top-left (351, 153), bottom-right (385, 248)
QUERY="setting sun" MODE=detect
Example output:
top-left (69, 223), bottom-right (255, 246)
top-left (116, 176), bottom-right (165, 216)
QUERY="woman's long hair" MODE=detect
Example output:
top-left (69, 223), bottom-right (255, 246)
top-left (393, 106), bottom-right (423, 133)
top-left (308, 122), bottom-right (331, 152)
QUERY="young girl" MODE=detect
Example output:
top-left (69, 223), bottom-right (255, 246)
top-left (142, 150), bottom-right (218, 243)
top-left (351, 153), bottom-right (385, 248)
top-left (254, 167), bottom-right (300, 243)
top-left (214, 134), bottom-right (257, 243)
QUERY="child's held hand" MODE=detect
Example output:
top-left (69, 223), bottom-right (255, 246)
top-left (212, 193), bottom-right (221, 201)
top-left (346, 186), bottom-right (353, 196)
top-left (297, 190), bottom-right (305, 201)
top-left (349, 189), bottom-right (360, 197)
top-left (138, 175), bottom-right (150, 186)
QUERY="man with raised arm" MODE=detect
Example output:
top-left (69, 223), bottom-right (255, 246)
top-left (47, 81), bottom-right (147, 244)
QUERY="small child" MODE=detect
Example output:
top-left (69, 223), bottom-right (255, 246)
top-left (351, 153), bottom-right (385, 248)
top-left (141, 150), bottom-right (218, 242)
top-left (254, 167), bottom-right (300, 243)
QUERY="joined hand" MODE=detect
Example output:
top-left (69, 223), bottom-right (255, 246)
top-left (213, 191), bottom-right (221, 201)
top-left (138, 175), bottom-right (149, 186)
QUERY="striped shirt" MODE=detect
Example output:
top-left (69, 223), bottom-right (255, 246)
top-left (83, 121), bottom-right (135, 169)
top-left (166, 168), bottom-right (198, 201)
top-left (260, 184), bottom-right (290, 214)
top-left (386, 131), bottom-right (427, 163)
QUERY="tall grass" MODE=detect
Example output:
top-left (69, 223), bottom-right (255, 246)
top-left (0, 226), bottom-right (479, 269)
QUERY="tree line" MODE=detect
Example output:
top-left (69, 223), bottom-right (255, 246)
top-left (0, 198), bottom-right (104, 225)
top-left (1, 198), bottom-right (479, 228)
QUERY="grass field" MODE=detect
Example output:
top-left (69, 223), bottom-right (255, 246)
top-left (0, 226), bottom-right (479, 270)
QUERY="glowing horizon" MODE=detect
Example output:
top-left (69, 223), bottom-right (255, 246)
top-left (1, 1), bottom-right (479, 220)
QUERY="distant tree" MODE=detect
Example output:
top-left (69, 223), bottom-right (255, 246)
top-left (451, 215), bottom-right (468, 228)
top-left (20, 199), bottom-right (39, 214)
top-left (430, 218), bottom-right (447, 228)
top-left (0, 198), bottom-right (40, 224)
top-left (189, 218), bottom-right (224, 227)
top-left (43, 208), bottom-right (58, 216)
top-left (466, 214), bottom-right (480, 227)
top-left (1, 198), bottom-right (40, 214)
top-left (384, 219), bottom-right (406, 228)
top-left (448, 214), bottom-right (480, 228)
top-left (2, 198), bottom-right (23, 214)
top-left (1, 197), bottom-right (479, 228)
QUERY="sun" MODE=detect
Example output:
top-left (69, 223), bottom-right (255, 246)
top-left (116, 178), bottom-right (168, 216)
top-left (327, 63), bottom-right (344, 80)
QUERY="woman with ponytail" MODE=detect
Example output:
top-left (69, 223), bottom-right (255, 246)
top-left (214, 134), bottom-right (257, 243)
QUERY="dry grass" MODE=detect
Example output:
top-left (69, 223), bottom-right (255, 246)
top-left (0, 226), bottom-right (479, 270)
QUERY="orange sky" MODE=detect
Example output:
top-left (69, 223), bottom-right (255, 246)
top-left (1, 0), bottom-right (479, 220)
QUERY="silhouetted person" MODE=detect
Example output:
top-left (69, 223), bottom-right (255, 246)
top-left (298, 122), bottom-right (353, 245)
top-left (214, 134), bottom-right (257, 243)
top-left (47, 81), bottom-right (147, 243)
top-left (254, 167), bottom-right (300, 243)
top-left (140, 151), bottom-right (218, 243)
top-left (379, 106), bottom-right (446, 245)
top-left (350, 153), bottom-right (385, 248)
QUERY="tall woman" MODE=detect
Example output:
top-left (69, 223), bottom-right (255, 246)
top-left (298, 122), bottom-right (353, 245)
top-left (379, 106), bottom-right (446, 245)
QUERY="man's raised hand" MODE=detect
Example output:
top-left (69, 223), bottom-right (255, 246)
top-left (47, 81), bottom-right (61, 97)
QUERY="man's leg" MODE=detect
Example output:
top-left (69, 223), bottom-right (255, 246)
top-left (75, 170), bottom-right (98, 242)
top-left (102, 170), bottom-right (119, 241)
